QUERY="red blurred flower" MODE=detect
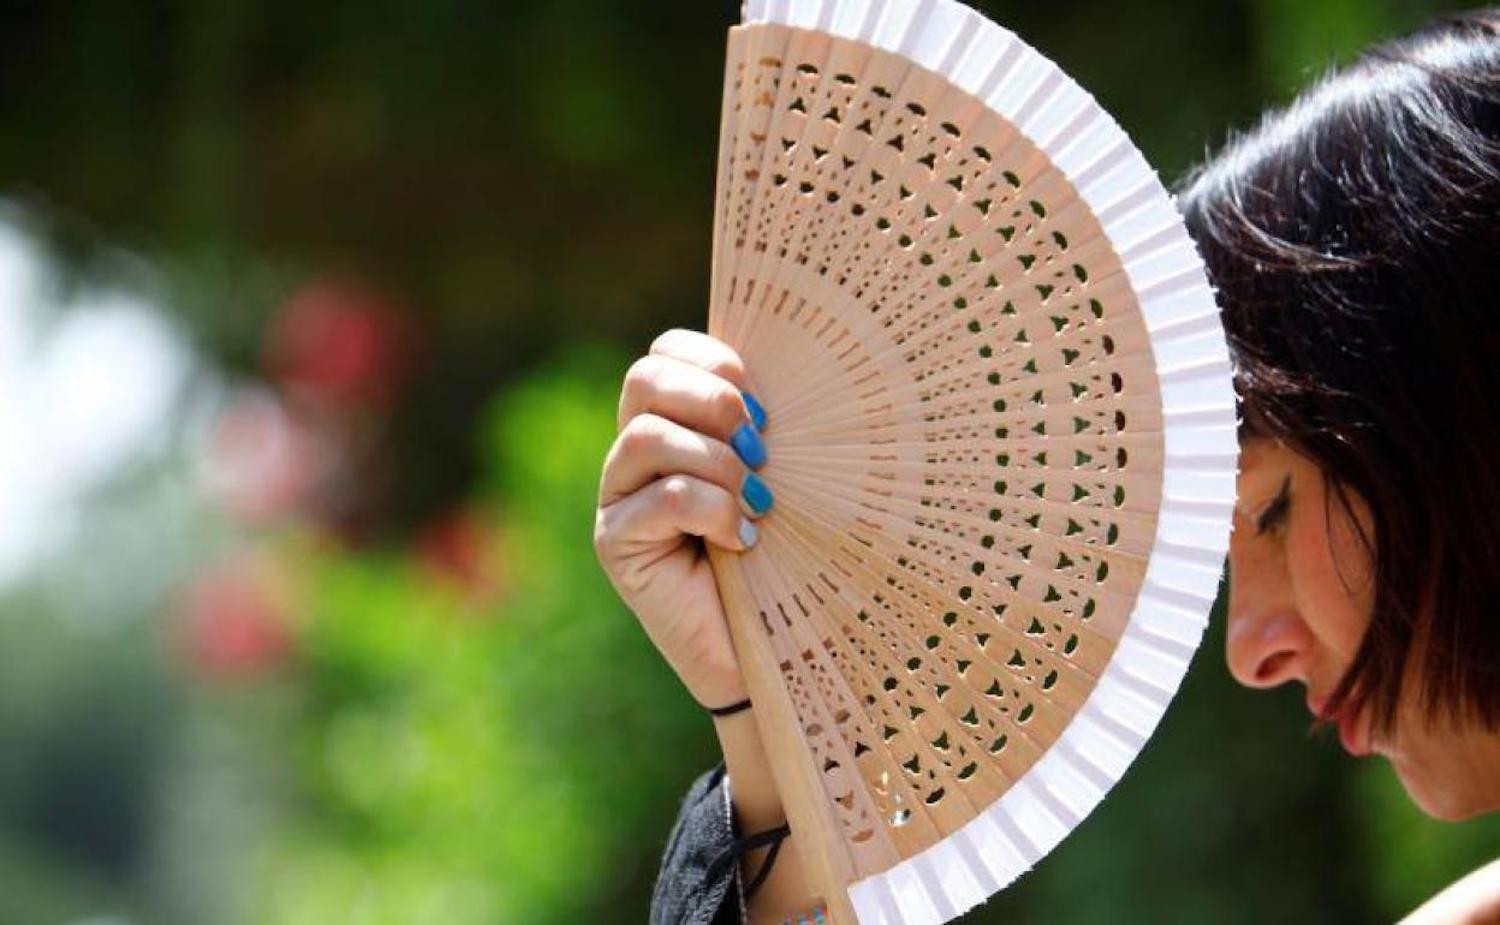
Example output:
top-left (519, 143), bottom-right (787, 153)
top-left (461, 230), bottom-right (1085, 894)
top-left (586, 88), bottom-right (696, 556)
top-left (173, 558), bottom-right (291, 679)
top-left (417, 506), bottom-right (506, 606)
top-left (265, 275), bottom-right (415, 409)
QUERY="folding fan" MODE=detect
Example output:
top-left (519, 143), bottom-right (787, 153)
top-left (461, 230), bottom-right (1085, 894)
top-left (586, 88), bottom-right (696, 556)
top-left (703, 1), bottom-right (1236, 922)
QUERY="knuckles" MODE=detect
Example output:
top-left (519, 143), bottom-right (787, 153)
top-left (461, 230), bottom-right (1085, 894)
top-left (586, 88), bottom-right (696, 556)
top-left (616, 412), bottom-right (670, 457)
top-left (619, 355), bottom-right (664, 420)
top-left (650, 329), bottom-right (747, 384)
top-left (623, 353), bottom-right (663, 390)
top-left (648, 328), bottom-right (690, 356)
top-left (618, 344), bottom-right (751, 443)
top-left (657, 474), bottom-right (695, 515)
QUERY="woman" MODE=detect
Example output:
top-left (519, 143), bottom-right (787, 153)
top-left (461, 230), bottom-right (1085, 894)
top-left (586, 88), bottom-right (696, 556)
top-left (596, 11), bottom-right (1500, 924)
top-left (1181, 10), bottom-right (1500, 825)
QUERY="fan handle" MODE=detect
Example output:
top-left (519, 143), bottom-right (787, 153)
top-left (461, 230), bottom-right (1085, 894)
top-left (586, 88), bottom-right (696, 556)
top-left (709, 545), bottom-right (863, 924)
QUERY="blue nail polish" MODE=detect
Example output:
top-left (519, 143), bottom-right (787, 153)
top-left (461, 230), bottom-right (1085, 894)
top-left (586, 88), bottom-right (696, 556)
top-left (730, 421), bottom-right (768, 468)
top-left (742, 391), bottom-right (768, 431)
top-left (742, 472), bottom-right (774, 515)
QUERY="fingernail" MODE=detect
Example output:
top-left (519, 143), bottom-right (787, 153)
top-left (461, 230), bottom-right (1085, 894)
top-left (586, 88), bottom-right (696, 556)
top-left (730, 421), bottom-right (767, 469)
top-left (738, 517), bottom-right (759, 548)
top-left (741, 472), bottom-right (774, 515)
top-left (742, 391), bottom-right (768, 431)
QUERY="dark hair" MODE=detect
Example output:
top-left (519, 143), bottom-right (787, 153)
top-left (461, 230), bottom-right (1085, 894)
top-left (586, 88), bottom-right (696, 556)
top-left (1178, 10), bottom-right (1500, 734)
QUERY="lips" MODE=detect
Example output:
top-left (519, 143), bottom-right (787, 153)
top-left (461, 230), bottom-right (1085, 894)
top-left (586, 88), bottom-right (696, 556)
top-left (1335, 710), bottom-right (1370, 757)
top-left (1307, 693), bottom-right (1371, 757)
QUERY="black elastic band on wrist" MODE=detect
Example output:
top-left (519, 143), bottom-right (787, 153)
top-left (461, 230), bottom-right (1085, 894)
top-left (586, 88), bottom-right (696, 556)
top-left (708, 697), bottom-right (753, 717)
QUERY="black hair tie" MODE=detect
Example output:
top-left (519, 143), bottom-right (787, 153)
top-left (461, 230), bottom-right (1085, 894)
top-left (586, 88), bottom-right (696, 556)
top-left (708, 697), bottom-right (753, 717)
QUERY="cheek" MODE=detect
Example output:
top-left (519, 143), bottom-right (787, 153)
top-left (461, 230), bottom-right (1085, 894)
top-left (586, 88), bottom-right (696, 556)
top-left (1284, 506), bottom-right (1374, 663)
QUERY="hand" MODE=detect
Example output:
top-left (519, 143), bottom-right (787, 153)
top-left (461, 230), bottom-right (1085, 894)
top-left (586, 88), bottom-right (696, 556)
top-left (594, 329), bottom-right (773, 710)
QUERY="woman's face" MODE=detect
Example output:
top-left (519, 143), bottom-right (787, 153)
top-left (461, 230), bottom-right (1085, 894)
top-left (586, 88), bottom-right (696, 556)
top-left (1229, 438), bottom-right (1500, 820)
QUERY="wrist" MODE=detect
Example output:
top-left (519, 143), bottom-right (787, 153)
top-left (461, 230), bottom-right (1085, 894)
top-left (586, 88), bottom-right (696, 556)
top-left (688, 672), bottom-right (749, 713)
top-left (713, 703), bottom-right (785, 828)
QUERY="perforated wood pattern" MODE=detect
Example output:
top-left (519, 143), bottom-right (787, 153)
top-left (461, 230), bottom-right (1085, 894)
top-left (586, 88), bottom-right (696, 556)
top-left (706, 22), bottom-right (1166, 913)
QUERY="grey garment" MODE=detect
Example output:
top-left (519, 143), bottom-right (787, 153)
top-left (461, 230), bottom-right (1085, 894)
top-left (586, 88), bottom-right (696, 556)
top-left (650, 764), bottom-right (746, 925)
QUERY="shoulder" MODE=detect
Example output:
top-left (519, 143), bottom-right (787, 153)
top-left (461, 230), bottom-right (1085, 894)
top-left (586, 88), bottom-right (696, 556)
top-left (651, 764), bottom-right (743, 925)
top-left (1401, 858), bottom-right (1500, 925)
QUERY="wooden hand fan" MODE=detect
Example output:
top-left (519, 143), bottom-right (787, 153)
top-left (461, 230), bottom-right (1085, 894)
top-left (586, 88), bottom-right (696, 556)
top-left (703, 1), bottom-right (1236, 922)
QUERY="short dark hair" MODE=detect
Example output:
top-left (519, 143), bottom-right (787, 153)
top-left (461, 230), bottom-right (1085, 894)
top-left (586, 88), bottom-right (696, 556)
top-left (1178, 10), bottom-right (1500, 734)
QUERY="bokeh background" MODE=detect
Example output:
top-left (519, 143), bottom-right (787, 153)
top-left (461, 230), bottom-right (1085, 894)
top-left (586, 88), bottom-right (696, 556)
top-left (1, 0), bottom-right (1497, 922)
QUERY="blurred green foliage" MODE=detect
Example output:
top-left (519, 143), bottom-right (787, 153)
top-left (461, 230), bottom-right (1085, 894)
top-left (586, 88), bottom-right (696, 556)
top-left (1, 1), bottom-right (1497, 924)
top-left (253, 348), bottom-right (718, 924)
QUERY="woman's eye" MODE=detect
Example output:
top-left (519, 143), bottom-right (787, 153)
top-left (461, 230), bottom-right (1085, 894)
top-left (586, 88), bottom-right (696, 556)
top-left (1255, 477), bottom-right (1292, 535)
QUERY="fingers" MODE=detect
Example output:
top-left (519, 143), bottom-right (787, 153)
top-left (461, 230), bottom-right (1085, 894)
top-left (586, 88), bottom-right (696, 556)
top-left (641, 329), bottom-right (770, 432)
top-left (649, 329), bottom-right (748, 388)
top-left (601, 329), bottom-right (777, 542)
top-left (597, 474), bottom-right (759, 556)
top-left (601, 413), bottom-right (774, 515)
top-left (619, 354), bottom-right (768, 467)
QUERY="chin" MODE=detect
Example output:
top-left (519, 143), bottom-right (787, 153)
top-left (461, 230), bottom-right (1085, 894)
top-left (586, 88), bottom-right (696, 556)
top-left (1390, 756), bottom-right (1490, 822)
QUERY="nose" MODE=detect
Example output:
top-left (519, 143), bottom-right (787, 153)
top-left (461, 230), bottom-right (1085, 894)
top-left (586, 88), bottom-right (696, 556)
top-left (1225, 513), bottom-right (1313, 689)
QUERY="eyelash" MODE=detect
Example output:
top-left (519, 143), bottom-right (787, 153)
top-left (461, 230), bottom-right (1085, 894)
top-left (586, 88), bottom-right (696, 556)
top-left (1256, 478), bottom-right (1292, 535)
